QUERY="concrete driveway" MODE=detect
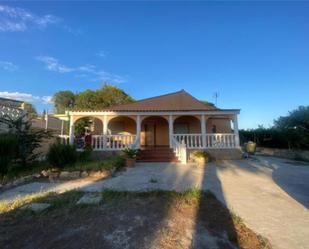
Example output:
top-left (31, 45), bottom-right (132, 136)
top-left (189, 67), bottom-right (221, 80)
top-left (1, 156), bottom-right (308, 249)
top-left (82, 156), bottom-right (309, 249)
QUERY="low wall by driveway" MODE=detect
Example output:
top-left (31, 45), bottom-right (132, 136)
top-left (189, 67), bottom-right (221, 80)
top-left (257, 147), bottom-right (309, 162)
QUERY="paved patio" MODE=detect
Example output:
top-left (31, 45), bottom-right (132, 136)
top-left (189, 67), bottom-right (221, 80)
top-left (1, 157), bottom-right (309, 249)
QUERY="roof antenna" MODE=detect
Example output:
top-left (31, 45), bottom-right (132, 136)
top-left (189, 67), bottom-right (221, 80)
top-left (213, 92), bottom-right (220, 106)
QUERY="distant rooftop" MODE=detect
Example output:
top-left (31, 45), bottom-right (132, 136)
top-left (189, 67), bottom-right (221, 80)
top-left (0, 97), bottom-right (24, 109)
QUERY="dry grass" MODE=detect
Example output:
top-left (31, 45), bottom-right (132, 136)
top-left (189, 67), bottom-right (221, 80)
top-left (0, 189), bottom-right (272, 249)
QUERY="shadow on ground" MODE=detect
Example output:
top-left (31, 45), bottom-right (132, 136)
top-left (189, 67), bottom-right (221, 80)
top-left (0, 163), bottom-right (270, 249)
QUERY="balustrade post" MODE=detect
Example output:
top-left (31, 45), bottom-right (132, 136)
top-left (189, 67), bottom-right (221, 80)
top-left (103, 115), bottom-right (108, 149)
top-left (69, 115), bottom-right (74, 145)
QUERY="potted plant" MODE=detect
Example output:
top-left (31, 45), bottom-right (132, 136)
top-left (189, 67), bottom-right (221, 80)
top-left (123, 148), bottom-right (140, 167)
top-left (193, 151), bottom-right (211, 166)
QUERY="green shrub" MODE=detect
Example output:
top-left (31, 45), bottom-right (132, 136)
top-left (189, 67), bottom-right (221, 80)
top-left (193, 150), bottom-right (211, 162)
top-left (110, 156), bottom-right (125, 169)
top-left (78, 145), bottom-right (92, 162)
top-left (47, 143), bottom-right (77, 168)
top-left (0, 133), bottom-right (18, 175)
top-left (0, 114), bottom-right (52, 165)
top-left (123, 148), bottom-right (140, 158)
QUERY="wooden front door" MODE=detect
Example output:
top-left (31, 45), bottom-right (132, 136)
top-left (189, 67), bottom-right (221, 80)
top-left (144, 123), bottom-right (156, 146)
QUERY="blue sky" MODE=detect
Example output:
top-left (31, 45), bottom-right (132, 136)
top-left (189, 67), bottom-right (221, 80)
top-left (0, 2), bottom-right (308, 129)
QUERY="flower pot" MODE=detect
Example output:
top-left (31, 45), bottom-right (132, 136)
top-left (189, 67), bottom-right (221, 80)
top-left (126, 158), bottom-right (136, 168)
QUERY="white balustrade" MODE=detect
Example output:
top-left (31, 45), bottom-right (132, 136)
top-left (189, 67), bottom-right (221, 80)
top-left (58, 134), bottom-right (136, 151)
top-left (92, 134), bottom-right (137, 151)
top-left (205, 134), bottom-right (236, 148)
top-left (173, 134), bottom-right (203, 149)
top-left (171, 137), bottom-right (187, 164)
top-left (59, 133), bottom-right (237, 151)
top-left (173, 133), bottom-right (236, 149)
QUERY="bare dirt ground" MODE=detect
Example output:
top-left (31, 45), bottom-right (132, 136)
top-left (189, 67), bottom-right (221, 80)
top-left (0, 190), bottom-right (269, 249)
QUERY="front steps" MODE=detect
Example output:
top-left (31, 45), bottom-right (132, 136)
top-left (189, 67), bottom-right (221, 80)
top-left (137, 146), bottom-right (180, 162)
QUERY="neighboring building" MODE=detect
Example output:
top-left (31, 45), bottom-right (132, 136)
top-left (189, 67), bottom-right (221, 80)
top-left (0, 97), bottom-right (25, 132)
top-left (57, 90), bottom-right (241, 163)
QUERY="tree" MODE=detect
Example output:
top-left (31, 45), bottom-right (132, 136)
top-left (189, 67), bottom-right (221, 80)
top-left (53, 91), bottom-right (75, 114)
top-left (75, 90), bottom-right (101, 110)
top-left (97, 84), bottom-right (134, 107)
top-left (274, 106), bottom-right (309, 149)
top-left (23, 102), bottom-right (38, 119)
top-left (74, 84), bottom-right (134, 110)
top-left (240, 106), bottom-right (309, 150)
top-left (274, 106), bottom-right (309, 132)
top-left (74, 118), bottom-right (91, 136)
top-left (0, 114), bottom-right (52, 165)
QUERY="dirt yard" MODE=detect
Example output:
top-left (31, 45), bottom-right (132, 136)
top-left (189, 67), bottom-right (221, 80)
top-left (0, 190), bottom-right (270, 249)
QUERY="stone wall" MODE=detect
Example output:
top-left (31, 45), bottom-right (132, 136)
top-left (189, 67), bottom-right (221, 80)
top-left (90, 150), bottom-right (123, 160)
top-left (256, 147), bottom-right (309, 162)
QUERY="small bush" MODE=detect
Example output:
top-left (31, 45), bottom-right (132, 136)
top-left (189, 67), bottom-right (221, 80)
top-left (67, 155), bottom-right (125, 172)
top-left (78, 145), bottom-right (92, 162)
top-left (100, 156), bottom-right (125, 170)
top-left (123, 148), bottom-right (140, 158)
top-left (0, 133), bottom-right (18, 175)
top-left (193, 151), bottom-right (211, 162)
top-left (47, 143), bottom-right (77, 168)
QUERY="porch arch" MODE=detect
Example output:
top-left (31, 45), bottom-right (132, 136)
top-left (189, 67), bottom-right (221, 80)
top-left (206, 117), bottom-right (232, 133)
top-left (73, 116), bottom-right (103, 136)
top-left (107, 116), bottom-right (136, 135)
top-left (173, 115), bottom-right (201, 134)
top-left (141, 116), bottom-right (169, 147)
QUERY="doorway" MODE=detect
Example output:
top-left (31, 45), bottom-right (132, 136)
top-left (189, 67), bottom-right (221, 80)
top-left (141, 116), bottom-right (169, 147)
top-left (144, 123), bottom-right (156, 146)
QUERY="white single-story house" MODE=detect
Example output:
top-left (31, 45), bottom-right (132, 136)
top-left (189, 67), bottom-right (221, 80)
top-left (56, 90), bottom-right (241, 163)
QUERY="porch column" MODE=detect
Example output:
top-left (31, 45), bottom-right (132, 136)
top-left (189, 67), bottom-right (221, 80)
top-left (136, 115), bottom-right (141, 148)
top-left (201, 115), bottom-right (206, 148)
top-left (169, 115), bottom-right (173, 148)
top-left (103, 115), bottom-right (108, 148)
top-left (60, 119), bottom-right (64, 136)
top-left (45, 110), bottom-right (48, 131)
top-left (69, 115), bottom-right (74, 145)
top-left (233, 114), bottom-right (240, 147)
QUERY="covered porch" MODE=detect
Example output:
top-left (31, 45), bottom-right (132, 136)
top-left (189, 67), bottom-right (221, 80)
top-left (56, 90), bottom-right (241, 163)
top-left (58, 111), bottom-right (240, 160)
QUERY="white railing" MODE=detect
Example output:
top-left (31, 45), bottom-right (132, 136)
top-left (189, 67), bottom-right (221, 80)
top-left (173, 134), bottom-right (203, 149)
top-left (92, 134), bottom-right (137, 151)
top-left (58, 135), bottom-right (70, 145)
top-left (58, 134), bottom-right (137, 151)
top-left (173, 133), bottom-right (237, 149)
top-left (171, 137), bottom-right (187, 164)
top-left (205, 134), bottom-right (236, 148)
top-left (59, 133), bottom-right (237, 151)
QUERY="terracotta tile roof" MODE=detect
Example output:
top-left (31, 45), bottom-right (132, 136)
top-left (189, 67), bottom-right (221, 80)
top-left (99, 90), bottom-right (218, 112)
